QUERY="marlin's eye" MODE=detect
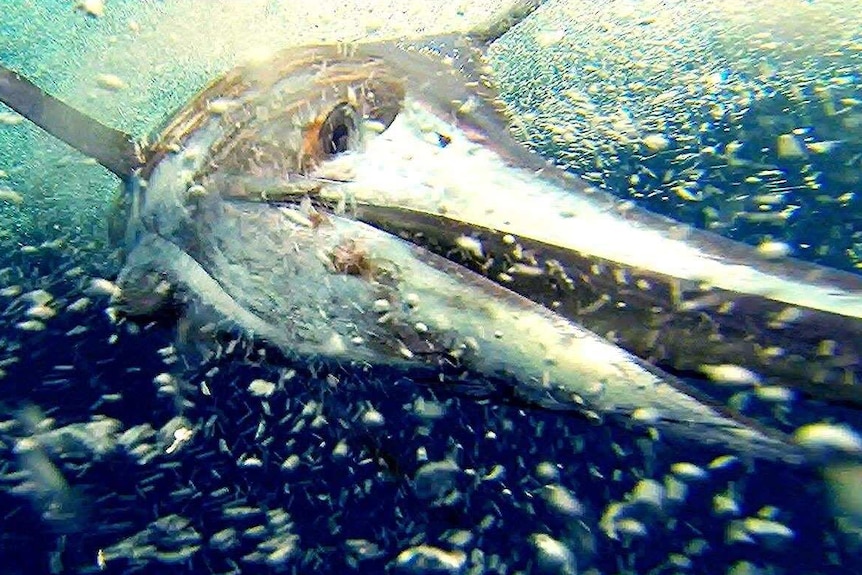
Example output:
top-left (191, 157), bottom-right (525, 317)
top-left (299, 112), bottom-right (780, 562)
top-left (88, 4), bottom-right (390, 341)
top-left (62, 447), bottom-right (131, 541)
top-left (319, 103), bottom-right (359, 156)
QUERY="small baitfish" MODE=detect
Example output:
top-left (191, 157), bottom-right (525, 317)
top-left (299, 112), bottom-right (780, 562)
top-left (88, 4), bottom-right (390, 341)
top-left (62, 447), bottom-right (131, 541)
top-left (2, 2), bottom-right (860, 464)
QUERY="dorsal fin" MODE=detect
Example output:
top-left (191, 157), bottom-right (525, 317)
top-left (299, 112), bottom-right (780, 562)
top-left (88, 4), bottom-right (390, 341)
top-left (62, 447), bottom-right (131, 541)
top-left (400, 0), bottom-right (545, 82)
top-left (0, 65), bottom-right (142, 179)
top-left (468, 0), bottom-right (545, 45)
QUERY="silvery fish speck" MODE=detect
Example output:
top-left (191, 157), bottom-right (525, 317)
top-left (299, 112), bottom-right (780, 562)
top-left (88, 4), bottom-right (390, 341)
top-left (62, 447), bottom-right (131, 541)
top-left (2, 3), bottom-right (861, 466)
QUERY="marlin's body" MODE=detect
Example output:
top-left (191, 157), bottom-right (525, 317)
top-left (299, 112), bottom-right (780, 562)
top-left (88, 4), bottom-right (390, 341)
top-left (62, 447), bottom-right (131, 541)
top-left (2, 8), bottom-right (861, 463)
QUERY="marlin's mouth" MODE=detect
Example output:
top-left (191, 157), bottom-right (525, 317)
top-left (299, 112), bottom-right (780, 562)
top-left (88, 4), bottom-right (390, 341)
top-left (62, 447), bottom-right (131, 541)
top-left (109, 39), bottom-right (862, 417)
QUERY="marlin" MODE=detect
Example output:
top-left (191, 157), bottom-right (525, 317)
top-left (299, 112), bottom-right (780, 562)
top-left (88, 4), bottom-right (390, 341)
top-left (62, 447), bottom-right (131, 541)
top-left (2, 2), bottom-right (861, 464)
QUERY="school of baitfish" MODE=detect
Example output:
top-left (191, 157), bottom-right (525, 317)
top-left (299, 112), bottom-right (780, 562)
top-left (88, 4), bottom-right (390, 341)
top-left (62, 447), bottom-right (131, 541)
top-left (1, 1), bottom-right (862, 573)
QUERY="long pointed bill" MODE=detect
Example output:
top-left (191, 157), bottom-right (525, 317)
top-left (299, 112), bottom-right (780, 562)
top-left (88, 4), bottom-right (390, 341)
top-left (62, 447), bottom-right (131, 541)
top-left (312, 90), bottom-right (862, 407)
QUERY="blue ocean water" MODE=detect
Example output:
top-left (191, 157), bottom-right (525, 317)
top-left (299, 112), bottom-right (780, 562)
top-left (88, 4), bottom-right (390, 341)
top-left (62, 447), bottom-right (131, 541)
top-left (1, 1), bottom-right (861, 574)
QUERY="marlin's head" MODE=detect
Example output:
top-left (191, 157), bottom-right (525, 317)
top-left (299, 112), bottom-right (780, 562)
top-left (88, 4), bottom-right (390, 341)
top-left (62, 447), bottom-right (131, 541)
top-left (101, 43), bottom-right (454, 332)
top-left (109, 40), bottom-right (563, 376)
top-left (110, 39), bottom-right (558, 354)
top-left (3, 28), bottom-right (860, 463)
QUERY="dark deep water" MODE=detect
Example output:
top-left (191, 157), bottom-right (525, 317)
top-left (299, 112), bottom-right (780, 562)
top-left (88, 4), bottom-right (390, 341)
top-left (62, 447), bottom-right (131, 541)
top-left (1, 240), bottom-right (860, 574)
top-left (2, 1), bottom-right (862, 574)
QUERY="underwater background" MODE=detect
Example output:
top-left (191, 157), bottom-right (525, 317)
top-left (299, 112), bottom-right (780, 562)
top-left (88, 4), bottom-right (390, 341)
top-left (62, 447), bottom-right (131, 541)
top-left (1, 0), bottom-right (861, 573)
